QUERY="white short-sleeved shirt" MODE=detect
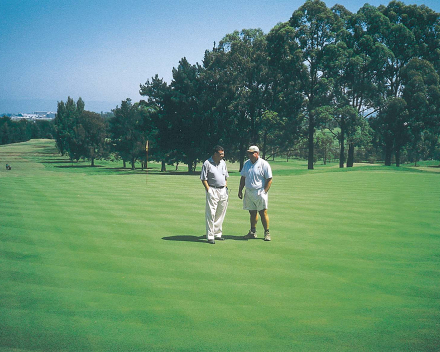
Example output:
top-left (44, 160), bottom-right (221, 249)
top-left (240, 157), bottom-right (272, 190)
top-left (200, 157), bottom-right (228, 187)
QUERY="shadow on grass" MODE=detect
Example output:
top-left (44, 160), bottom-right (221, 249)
top-left (55, 165), bottom-right (103, 168)
top-left (162, 235), bottom-right (206, 242)
top-left (42, 159), bottom-right (76, 164)
top-left (162, 235), bottom-right (248, 242)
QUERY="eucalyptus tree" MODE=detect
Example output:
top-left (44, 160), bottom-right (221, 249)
top-left (401, 58), bottom-right (440, 164)
top-left (326, 4), bottom-right (387, 167)
top-left (381, 2), bottom-right (440, 163)
top-left (380, 1), bottom-right (440, 71)
top-left (208, 29), bottom-right (272, 169)
top-left (266, 22), bottom-right (305, 160)
top-left (288, 0), bottom-right (344, 169)
top-left (109, 98), bottom-right (148, 169)
top-left (373, 1), bottom-right (440, 165)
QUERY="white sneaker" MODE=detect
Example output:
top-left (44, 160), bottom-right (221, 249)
top-left (264, 230), bottom-right (271, 241)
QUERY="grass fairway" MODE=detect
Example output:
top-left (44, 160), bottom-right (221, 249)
top-left (1, 139), bottom-right (439, 351)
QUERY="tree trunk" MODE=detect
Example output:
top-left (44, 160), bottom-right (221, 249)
top-left (308, 116), bottom-right (315, 170)
top-left (187, 159), bottom-right (194, 173)
top-left (131, 157), bottom-right (135, 170)
top-left (161, 160), bottom-right (166, 172)
top-left (91, 157), bottom-right (95, 167)
top-left (123, 160), bottom-right (126, 168)
top-left (385, 142), bottom-right (393, 166)
top-left (262, 131), bottom-right (267, 160)
top-left (395, 148), bottom-right (401, 167)
top-left (339, 135), bottom-right (345, 168)
top-left (347, 143), bottom-right (354, 167)
top-left (339, 118), bottom-right (345, 168)
top-left (239, 144), bottom-right (245, 172)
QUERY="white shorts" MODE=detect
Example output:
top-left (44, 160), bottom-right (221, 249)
top-left (243, 188), bottom-right (268, 211)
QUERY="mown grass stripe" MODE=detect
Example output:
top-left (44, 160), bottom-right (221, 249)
top-left (1, 140), bottom-right (439, 351)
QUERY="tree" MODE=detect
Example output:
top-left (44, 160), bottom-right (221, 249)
top-left (54, 97), bottom-right (85, 158)
top-left (169, 58), bottom-right (205, 172)
top-left (372, 2), bottom-right (440, 165)
top-left (289, 0), bottom-right (344, 169)
top-left (401, 58), bottom-right (440, 165)
top-left (109, 99), bottom-right (148, 170)
top-left (0, 117), bottom-right (12, 144)
top-left (266, 22), bottom-right (305, 159)
top-left (206, 29), bottom-right (272, 169)
top-left (315, 129), bottom-right (336, 164)
top-left (55, 97), bottom-right (107, 165)
top-left (373, 97), bottom-right (410, 166)
top-left (327, 4), bottom-right (390, 167)
top-left (140, 75), bottom-right (174, 171)
top-left (76, 111), bottom-right (108, 166)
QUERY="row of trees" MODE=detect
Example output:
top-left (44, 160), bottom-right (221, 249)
top-left (54, 0), bottom-right (440, 171)
top-left (0, 116), bottom-right (54, 145)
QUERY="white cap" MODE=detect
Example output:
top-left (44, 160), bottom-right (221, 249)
top-left (247, 146), bottom-right (259, 153)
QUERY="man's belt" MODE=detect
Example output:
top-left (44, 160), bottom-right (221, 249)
top-left (209, 185), bottom-right (225, 189)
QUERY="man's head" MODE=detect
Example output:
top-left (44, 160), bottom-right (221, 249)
top-left (212, 145), bottom-right (225, 163)
top-left (247, 145), bottom-right (259, 162)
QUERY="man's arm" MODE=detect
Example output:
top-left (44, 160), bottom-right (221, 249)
top-left (201, 180), bottom-right (210, 192)
top-left (264, 178), bottom-right (272, 193)
top-left (238, 176), bottom-right (245, 199)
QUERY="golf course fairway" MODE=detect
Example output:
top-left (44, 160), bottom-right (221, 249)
top-left (1, 139), bottom-right (439, 351)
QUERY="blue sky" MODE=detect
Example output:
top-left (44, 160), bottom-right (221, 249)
top-left (1, 0), bottom-right (439, 113)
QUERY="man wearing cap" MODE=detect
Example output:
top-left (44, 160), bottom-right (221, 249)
top-left (201, 145), bottom-right (229, 244)
top-left (238, 146), bottom-right (273, 241)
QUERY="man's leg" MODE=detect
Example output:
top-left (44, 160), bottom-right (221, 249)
top-left (259, 209), bottom-right (271, 241)
top-left (205, 190), bottom-right (218, 241)
top-left (249, 210), bottom-right (258, 229)
top-left (214, 188), bottom-right (228, 239)
top-left (243, 210), bottom-right (258, 239)
top-left (259, 209), bottom-right (269, 231)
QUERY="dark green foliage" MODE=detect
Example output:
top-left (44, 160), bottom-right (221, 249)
top-left (0, 116), bottom-right (55, 145)
top-left (54, 97), bottom-right (108, 166)
top-left (109, 98), bottom-right (152, 170)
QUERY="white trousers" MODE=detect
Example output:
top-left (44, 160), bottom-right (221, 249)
top-left (205, 187), bottom-right (228, 240)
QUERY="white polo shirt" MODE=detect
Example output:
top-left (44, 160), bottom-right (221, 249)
top-left (240, 157), bottom-right (272, 190)
top-left (200, 157), bottom-right (228, 187)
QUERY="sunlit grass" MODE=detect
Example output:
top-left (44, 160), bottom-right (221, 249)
top-left (1, 140), bottom-right (439, 351)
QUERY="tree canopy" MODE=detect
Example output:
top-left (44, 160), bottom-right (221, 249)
top-left (45, 1), bottom-right (440, 170)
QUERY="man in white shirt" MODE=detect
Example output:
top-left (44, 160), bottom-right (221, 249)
top-left (238, 146), bottom-right (273, 241)
top-left (200, 146), bottom-right (229, 244)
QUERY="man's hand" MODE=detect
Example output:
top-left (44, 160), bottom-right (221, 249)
top-left (238, 189), bottom-right (243, 199)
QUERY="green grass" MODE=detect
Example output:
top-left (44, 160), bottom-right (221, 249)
top-left (1, 139), bottom-right (440, 351)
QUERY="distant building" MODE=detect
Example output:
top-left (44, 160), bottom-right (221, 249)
top-left (9, 111), bottom-right (55, 121)
top-left (34, 111), bottom-right (56, 119)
